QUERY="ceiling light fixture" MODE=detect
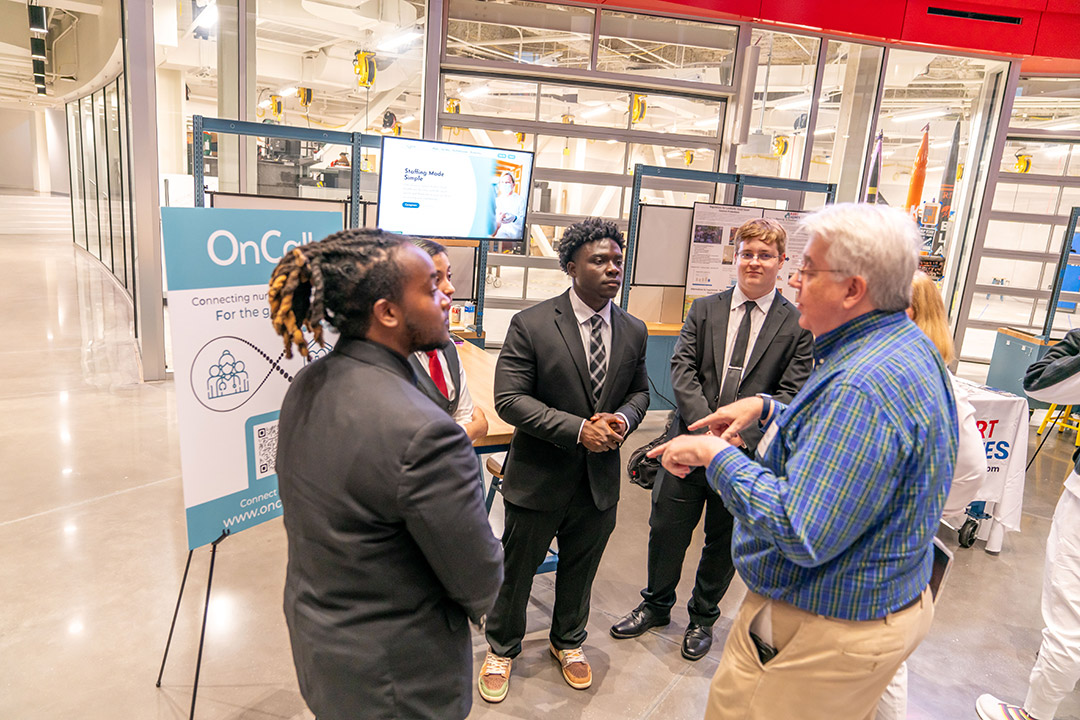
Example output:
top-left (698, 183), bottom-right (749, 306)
top-left (890, 108), bottom-right (949, 123)
top-left (462, 85), bottom-right (489, 99)
top-left (194, 4), bottom-right (218, 30)
top-left (278, 86), bottom-right (297, 97)
top-left (377, 31), bottom-right (422, 52)
top-left (581, 106), bottom-right (609, 119)
top-left (1047, 121), bottom-right (1080, 131)
top-left (30, 38), bottom-right (46, 60)
top-left (400, 115), bottom-right (415, 123)
top-left (774, 95), bottom-right (811, 111)
top-left (28, 5), bottom-right (46, 33)
top-left (813, 127), bottom-right (835, 136)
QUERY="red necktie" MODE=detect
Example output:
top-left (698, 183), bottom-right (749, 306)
top-left (426, 350), bottom-right (450, 399)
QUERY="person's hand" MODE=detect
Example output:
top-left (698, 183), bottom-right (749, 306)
top-left (687, 397), bottom-right (763, 444)
top-left (589, 412), bottom-right (626, 434)
top-left (646, 434), bottom-right (729, 478)
top-left (581, 417), bottom-right (624, 452)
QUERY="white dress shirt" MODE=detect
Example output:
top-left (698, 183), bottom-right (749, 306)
top-left (412, 347), bottom-right (476, 427)
top-left (568, 288), bottom-right (627, 442)
top-left (722, 286), bottom-right (776, 384)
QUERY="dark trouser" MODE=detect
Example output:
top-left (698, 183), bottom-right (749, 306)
top-left (639, 466), bottom-right (736, 627)
top-left (486, 479), bottom-right (617, 658)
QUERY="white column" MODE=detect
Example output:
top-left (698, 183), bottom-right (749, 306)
top-left (124, 0), bottom-right (166, 381)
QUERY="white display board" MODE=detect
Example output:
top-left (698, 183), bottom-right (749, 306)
top-left (632, 204), bottom-right (694, 286)
top-left (161, 207), bottom-right (344, 549)
top-left (683, 203), bottom-right (765, 315)
top-left (762, 209), bottom-right (810, 288)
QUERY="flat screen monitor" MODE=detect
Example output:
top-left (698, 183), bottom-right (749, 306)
top-left (377, 136), bottom-right (534, 242)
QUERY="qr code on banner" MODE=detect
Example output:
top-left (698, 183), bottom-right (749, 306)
top-left (252, 419), bottom-right (278, 480)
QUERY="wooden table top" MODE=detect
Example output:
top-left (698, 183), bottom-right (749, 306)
top-left (645, 322), bottom-right (682, 336)
top-left (455, 339), bottom-right (515, 448)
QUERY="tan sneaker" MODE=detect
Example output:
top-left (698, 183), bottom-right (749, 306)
top-left (478, 650), bottom-right (512, 703)
top-left (550, 643), bottom-right (592, 689)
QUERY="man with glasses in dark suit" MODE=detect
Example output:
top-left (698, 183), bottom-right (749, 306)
top-left (610, 218), bottom-right (813, 661)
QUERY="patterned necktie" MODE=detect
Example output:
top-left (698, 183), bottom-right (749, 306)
top-left (587, 314), bottom-right (606, 407)
top-left (718, 301), bottom-right (755, 407)
top-left (426, 350), bottom-right (449, 399)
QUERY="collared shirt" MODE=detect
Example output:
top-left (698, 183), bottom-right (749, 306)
top-left (568, 286), bottom-right (612, 371)
top-left (568, 287), bottom-right (626, 440)
top-left (706, 310), bottom-right (957, 621)
top-left (411, 347), bottom-right (476, 427)
top-left (723, 286), bottom-right (776, 382)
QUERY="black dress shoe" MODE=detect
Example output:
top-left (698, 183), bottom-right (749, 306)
top-left (681, 623), bottom-right (713, 660)
top-left (610, 606), bottom-right (670, 639)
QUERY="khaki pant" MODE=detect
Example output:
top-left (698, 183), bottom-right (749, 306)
top-left (705, 587), bottom-right (934, 720)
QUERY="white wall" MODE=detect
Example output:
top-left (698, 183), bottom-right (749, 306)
top-left (46, 109), bottom-right (70, 195)
top-left (0, 109), bottom-right (35, 191)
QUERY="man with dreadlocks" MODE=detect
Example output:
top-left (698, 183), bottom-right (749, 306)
top-left (269, 228), bottom-right (503, 720)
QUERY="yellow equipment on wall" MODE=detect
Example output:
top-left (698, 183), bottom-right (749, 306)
top-left (296, 87), bottom-right (312, 107)
top-left (269, 94), bottom-right (283, 121)
top-left (684, 150), bottom-right (694, 166)
top-left (353, 51), bottom-right (376, 88)
top-left (445, 97), bottom-right (460, 113)
top-left (772, 135), bottom-right (790, 157)
top-left (1014, 153), bottom-right (1032, 173)
top-left (631, 94), bottom-right (647, 124)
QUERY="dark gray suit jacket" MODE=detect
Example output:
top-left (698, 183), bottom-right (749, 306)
top-left (276, 338), bottom-right (503, 720)
top-left (495, 290), bottom-right (650, 512)
top-left (656, 290), bottom-right (813, 495)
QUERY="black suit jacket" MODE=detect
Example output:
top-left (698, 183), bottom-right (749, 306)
top-left (657, 290), bottom-right (813, 494)
top-left (495, 290), bottom-right (650, 512)
top-left (276, 338), bottom-right (503, 720)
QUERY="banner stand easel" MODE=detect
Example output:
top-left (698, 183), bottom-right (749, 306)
top-left (156, 528), bottom-right (230, 720)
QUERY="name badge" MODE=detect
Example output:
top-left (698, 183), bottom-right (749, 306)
top-left (757, 422), bottom-right (778, 458)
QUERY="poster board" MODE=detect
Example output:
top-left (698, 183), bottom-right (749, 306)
top-left (683, 203), bottom-right (809, 317)
top-left (762, 209), bottom-right (809, 289)
top-left (161, 207), bottom-right (344, 549)
top-left (683, 204), bottom-right (765, 316)
top-left (633, 204), bottom-right (695, 286)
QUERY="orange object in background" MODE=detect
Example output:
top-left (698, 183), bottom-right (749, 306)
top-left (904, 124), bottom-right (930, 216)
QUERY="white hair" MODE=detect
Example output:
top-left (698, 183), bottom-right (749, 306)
top-left (799, 203), bottom-right (919, 312)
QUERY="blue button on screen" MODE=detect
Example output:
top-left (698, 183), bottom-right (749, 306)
top-left (403, 202), bottom-right (420, 208)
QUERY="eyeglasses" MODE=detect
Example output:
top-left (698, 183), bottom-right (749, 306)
top-left (793, 266), bottom-right (847, 281)
top-left (738, 251), bottom-right (779, 263)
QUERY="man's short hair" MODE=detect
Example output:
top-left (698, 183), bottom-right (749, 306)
top-left (735, 218), bottom-right (787, 257)
top-left (799, 203), bottom-right (919, 312)
top-left (557, 217), bottom-right (624, 272)
top-left (411, 237), bottom-right (447, 258)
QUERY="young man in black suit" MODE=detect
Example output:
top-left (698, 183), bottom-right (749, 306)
top-left (610, 217), bottom-right (813, 661)
top-left (479, 218), bottom-right (650, 703)
top-left (271, 230), bottom-right (503, 720)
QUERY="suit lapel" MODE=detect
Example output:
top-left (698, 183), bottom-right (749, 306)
top-left (553, 291), bottom-right (594, 403)
top-left (743, 294), bottom-right (788, 378)
top-left (407, 352), bottom-right (442, 398)
top-left (711, 291), bottom-right (733, 390)
top-left (596, 306), bottom-right (629, 410)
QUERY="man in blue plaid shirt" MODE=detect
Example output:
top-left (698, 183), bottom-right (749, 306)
top-left (649, 203), bottom-right (957, 720)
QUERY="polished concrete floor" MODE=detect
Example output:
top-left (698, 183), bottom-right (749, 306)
top-left (2, 213), bottom-right (1079, 719)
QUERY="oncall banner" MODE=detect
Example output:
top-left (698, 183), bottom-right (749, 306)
top-left (161, 207), bottom-right (343, 549)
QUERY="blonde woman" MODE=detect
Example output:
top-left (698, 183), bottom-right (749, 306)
top-left (876, 271), bottom-right (986, 720)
